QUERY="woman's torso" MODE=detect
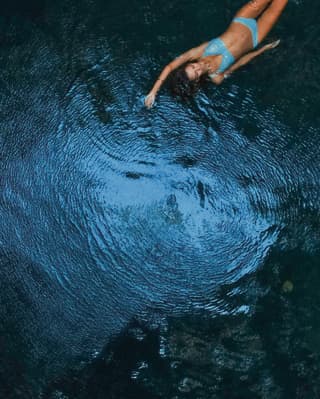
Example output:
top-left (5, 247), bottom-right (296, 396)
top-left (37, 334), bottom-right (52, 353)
top-left (200, 20), bottom-right (257, 73)
top-left (220, 20), bottom-right (256, 57)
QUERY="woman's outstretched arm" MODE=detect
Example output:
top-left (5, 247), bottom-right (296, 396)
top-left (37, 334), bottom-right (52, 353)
top-left (144, 44), bottom-right (207, 108)
top-left (211, 39), bottom-right (280, 85)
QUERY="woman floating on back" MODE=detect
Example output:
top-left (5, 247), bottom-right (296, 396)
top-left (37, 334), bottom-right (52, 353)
top-left (145, 0), bottom-right (288, 108)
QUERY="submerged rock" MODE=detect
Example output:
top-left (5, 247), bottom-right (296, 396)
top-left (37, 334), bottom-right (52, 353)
top-left (282, 280), bottom-right (294, 293)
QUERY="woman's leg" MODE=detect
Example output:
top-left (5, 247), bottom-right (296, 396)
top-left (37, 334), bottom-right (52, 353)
top-left (256, 0), bottom-right (288, 43)
top-left (234, 0), bottom-right (273, 20)
top-left (234, 0), bottom-right (288, 44)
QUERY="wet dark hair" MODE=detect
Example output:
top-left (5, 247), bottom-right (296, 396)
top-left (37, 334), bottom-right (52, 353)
top-left (169, 63), bottom-right (207, 100)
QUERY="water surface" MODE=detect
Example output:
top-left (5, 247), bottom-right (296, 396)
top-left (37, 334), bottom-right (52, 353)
top-left (0, 0), bottom-right (320, 397)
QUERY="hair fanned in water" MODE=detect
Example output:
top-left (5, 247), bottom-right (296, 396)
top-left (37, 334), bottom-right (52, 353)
top-left (169, 63), bottom-right (207, 100)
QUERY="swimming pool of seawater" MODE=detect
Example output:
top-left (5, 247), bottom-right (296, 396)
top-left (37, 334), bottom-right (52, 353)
top-left (0, 0), bottom-right (320, 398)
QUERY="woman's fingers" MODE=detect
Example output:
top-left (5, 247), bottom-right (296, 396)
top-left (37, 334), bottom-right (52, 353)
top-left (269, 38), bottom-right (281, 48)
top-left (265, 39), bottom-right (280, 50)
top-left (144, 93), bottom-right (155, 108)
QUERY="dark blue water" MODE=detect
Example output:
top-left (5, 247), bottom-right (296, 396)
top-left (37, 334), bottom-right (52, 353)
top-left (0, 0), bottom-right (320, 397)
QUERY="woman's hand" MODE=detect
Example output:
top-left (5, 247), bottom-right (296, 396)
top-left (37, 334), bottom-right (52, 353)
top-left (264, 39), bottom-right (281, 50)
top-left (144, 92), bottom-right (156, 108)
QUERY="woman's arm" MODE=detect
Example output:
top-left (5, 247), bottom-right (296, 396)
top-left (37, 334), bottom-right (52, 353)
top-left (211, 39), bottom-right (280, 85)
top-left (145, 43), bottom-right (207, 108)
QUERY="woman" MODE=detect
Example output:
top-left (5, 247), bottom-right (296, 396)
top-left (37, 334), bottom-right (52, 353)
top-left (145, 0), bottom-right (288, 108)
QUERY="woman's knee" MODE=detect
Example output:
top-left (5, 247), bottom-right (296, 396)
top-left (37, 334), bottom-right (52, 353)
top-left (235, 0), bottom-right (272, 19)
top-left (269, 0), bottom-right (288, 6)
top-left (267, 0), bottom-right (288, 13)
top-left (250, 0), bottom-right (272, 9)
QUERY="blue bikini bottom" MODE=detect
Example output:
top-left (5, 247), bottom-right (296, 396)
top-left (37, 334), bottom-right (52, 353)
top-left (233, 17), bottom-right (259, 48)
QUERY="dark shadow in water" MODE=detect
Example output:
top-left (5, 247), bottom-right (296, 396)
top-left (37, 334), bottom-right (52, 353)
top-left (43, 248), bottom-right (320, 399)
top-left (1, 0), bottom-right (46, 18)
top-left (42, 321), bottom-right (163, 399)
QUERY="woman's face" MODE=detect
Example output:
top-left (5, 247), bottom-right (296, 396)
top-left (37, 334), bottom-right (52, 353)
top-left (185, 62), bottom-right (202, 81)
